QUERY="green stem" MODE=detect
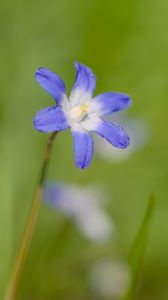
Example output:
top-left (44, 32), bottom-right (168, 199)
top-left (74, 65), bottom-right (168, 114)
top-left (4, 132), bottom-right (58, 300)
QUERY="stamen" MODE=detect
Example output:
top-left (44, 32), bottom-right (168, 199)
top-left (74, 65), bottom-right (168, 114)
top-left (69, 102), bottom-right (89, 122)
top-left (83, 102), bottom-right (89, 113)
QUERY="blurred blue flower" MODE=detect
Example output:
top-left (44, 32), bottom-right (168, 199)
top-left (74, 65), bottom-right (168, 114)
top-left (44, 183), bottom-right (114, 243)
top-left (34, 62), bottom-right (132, 169)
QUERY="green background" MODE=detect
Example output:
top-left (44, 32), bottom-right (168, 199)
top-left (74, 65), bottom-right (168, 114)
top-left (0, 0), bottom-right (168, 299)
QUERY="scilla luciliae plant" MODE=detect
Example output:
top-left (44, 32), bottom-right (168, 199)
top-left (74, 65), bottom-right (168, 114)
top-left (4, 62), bottom-right (132, 300)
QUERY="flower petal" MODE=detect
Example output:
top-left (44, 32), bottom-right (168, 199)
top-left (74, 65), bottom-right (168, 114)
top-left (82, 118), bottom-right (129, 149)
top-left (71, 125), bottom-right (93, 169)
top-left (89, 92), bottom-right (132, 116)
top-left (69, 62), bottom-right (96, 107)
top-left (35, 67), bottom-right (67, 104)
top-left (96, 121), bottom-right (130, 148)
top-left (34, 106), bottom-right (69, 133)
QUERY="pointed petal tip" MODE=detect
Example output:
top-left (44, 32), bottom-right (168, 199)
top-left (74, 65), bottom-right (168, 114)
top-left (36, 66), bottom-right (43, 72)
top-left (74, 61), bottom-right (85, 68)
top-left (125, 95), bottom-right (132, 107)
top-left (115, 93), bottom-right (132, 111)
top-left (35, 67), bottom-right (45, 75)
top-left (76, 161), bottom-right (90, 170)
top-left (74, 61), bottom-right (96, 79)
top-left (118, 133), bottom-right (130, 149)
top-left (33, 117), bottom-right (48, 133)
top-left (34, 67), bottom-right (49, 81)
top-left (74, 61), bottom-right (79, 68)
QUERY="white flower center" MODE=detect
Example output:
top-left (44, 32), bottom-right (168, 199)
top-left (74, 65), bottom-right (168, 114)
top-left (69, 102), bottom-right (89, 122)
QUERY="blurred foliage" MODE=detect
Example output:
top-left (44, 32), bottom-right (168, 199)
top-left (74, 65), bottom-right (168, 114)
top-left (123, 193), bottom-right (156, 300)
top-left (0, 0), bottom-right (168, 299)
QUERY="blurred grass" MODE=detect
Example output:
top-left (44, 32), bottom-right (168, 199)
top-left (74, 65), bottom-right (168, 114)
top-left (0, 0), bottom-right (168, 299)
top-left (123, 193), bottom-right (156, 300)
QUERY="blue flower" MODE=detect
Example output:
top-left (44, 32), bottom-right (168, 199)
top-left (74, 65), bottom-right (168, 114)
top-left (34, 62), bottom-right (132, 169)
top-left (44, 183), bottom-right (114, 242)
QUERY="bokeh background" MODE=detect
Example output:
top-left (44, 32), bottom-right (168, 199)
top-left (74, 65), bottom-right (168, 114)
top-left (0, 0), bottom-right (168, 299)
